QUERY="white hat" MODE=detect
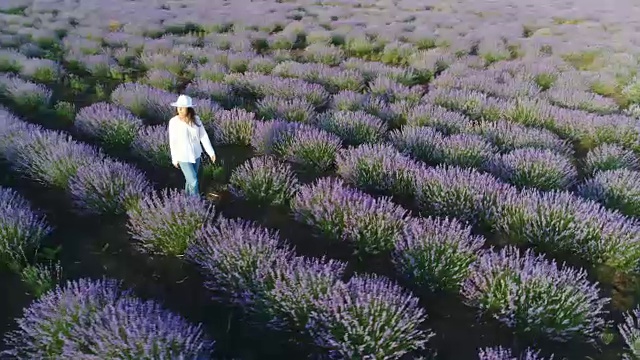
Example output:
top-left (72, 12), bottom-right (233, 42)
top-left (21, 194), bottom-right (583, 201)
top-left (170, 94), bottom-right (195, 108)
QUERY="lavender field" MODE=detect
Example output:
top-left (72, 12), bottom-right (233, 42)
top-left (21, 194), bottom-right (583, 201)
top-left (1, 0), bottom-right (640, 358)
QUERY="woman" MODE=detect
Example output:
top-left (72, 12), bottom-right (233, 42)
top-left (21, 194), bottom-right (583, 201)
top-left (168, 94), bottom-right (216, 197)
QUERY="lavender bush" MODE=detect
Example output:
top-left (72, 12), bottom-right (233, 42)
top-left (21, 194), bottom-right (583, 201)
top-left (187, 217), bottom-right (290, 309)
top-left (228, 156), bottom-right (299, 206)
top-left (68, 159), bottom-right (151, 216)
top-left (495, 189), bottom-right (640, 272)
top-left (291, 177), bottom-right (410, 255)
top-left (330, 90), bottom-right (366, 111)
top-left (10, 130), bottom-right (105, 189)
top-left (209, 108), bottom-right (256, 146)
top-left (336, 143), bottom-right (418, 198)
top-left (619, 307), bottom-right (640, 360)
top-left (478, 346), bottom-right (553, 360)
top-left (393, 217), bottom-right (485, 292)
top-left (578, 169), bottom-right (640, 217)
top-left (283, 125), bottom-right (341, 173)
top-left (307, 274), bottom-right (432, 358)
top-left (127, 188), bottom-right (215, 256)
top-left (130, 125), bottom-right (171, 166)
top-left (74, 102), bottom-right (143, 150)
top-left (316, 110), bottom-right (387, 146)
top-left (256, 95), bottom-right (316, 123)
top-left (3, 278), bottom-right (213, 359)
top-left (406, 104), bottom-right (473, 135)
top-left (0, 75), bottom-right (52, 113)
top-left (583, 144), bottom-right (640, 175)
top-left (0, 187), bottom-right (52, 269)
top-left (462, 246), bottom-right (608, 341)
top-left (110, 82), bottom-right (176, 123)
top-left (472, 120), bottom-right (573, 155)
top-left (489, 148), bottom-right (578, 191)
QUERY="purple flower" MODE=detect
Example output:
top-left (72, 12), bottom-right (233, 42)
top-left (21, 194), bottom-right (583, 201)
top-left (438, 133), bottom-right (497, 169)
top-left (488, 148), bottom-right (577, 191)
top-left (126, 188), bottom-right (215, 256)
top-left (369, 75), bottom-right (423, 104)
top-left (185, 79), bottom-right (238, 108)
top-left (260, 256), bottom-right (347, 332)
top-left (578, 169), bottom-right (640, 217)
top-left (472, 120), bottom-right (573, 155)
top-left (0, 74), bottom-right (52, 111)
top-left (74, 102), bottom-right (143, 149)
top-left (291, 177), bottom-right (410, 255)
top-left (303, 43), bottom-right (344, 66)
top-left (583, 144), bottom-right (639, 175)
top-left (307, 274), bottom-right (432, 358)
top-left (10, 130), bottom-right (105, 189)
top-left (495, 189), bottom-right (640, 272)
top-left (330, 90), bottom-right (366, 111)
top-left (3, 278), bottom-right (213, 359)
top-left (462, 246), bottom-right (608, 341)
top-left (64, 296), bottom-right (214, 359)
top-left (247, 56), bottom-right (277, 74)
top-left (256, 95), bottom-right (316, 123)
top-left (140, 68), bottom-right (179, 91)
top-left (193, 62), bottom-right (228, 82)
top-left (393, 217), bottom-right (485, 292)
top-left (228, 156), bottom-right (299, 206)
top-left (68, 159), bottom-right (151, 216)
top-left (388, 125), bottom-right (444, 163)
top-left (0, 186), bottom-right (52, 268)
top-left (316, 110), bottom-right (387, 146)
top-left (187, 217), bottom-right (292, 308)
top-left (415, 165), bottom-right (514, 227)
top-left (209, 108), bottom-right (257, 146)
top-left (139, 52), bottom-right (187, 75)
top-left (619, 307), bottom-right (640, 360)
top-left (336, 143), bottom-right (418, 198)
top-left (284, 125), bottom-right (342, 173)
top-left (478, 346), bottom-right (553, 360)
top-left (110, 82), bottom-right (176, 124)
top-left (130, 125), bottom-right (171, 166)
top-left (406, 103), bottom-right (473, 134)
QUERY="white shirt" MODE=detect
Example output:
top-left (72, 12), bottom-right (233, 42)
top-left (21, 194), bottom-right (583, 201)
top-left (168, 115), bottom-right (216, 164)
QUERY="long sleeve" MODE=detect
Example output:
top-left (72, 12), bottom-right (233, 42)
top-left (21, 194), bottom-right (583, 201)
top-left (168, 119), bottom-right (180, 164)
top-left (199, 125), bottom-right (216, 158)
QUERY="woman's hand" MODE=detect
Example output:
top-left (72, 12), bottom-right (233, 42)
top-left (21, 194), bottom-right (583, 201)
top-left (210, 154), bottom-right (216, 163)
top-left (173, 162), bottom-right (179, 168)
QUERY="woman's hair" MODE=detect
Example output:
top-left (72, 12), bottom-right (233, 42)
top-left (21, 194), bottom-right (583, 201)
top-left (184, 107), bottom-right (201, 126)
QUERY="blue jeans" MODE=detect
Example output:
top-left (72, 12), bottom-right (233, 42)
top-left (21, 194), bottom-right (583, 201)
top-left (178, 157), bottom-right (201, 196)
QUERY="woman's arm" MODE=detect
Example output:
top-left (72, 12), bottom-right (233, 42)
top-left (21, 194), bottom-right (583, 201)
top-left (168, 119), bottom-right (180, 166)
top-left (199, 124), bottom-right (216, 160)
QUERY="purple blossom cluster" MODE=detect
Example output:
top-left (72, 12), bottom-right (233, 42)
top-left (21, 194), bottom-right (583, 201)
top-left (0, 186), bottom-right (52, 269)
top-left (578, 169), bottom-right (640, 217)
top-left (19, 58), bottom-right (62, 83)
top-left (583, 144), bottom-right (640, 175)
top-left (406, 103), bottom-right (473, 135)
top-left (110, 82), bottom-right (178, 123)
top-left (619, 307), bottom-right (640, 360)
top-left (390, 127), bottom-right (497, 169)
top-left (393, 217), bottom-right (485, 292)
top-left (140, 68), bottom-right (179, 91)
top-left (0, 74), bottom-right (52, 112)
top-left (186, 217), bottom-right (431, 357)
top-left (330, 90), bottom-right (367, 111)
top-left (68, 159), bottom-right (151, 216)
top-left (208, 107), bottom-right (256, 146)
top-left (3, 278), bottom-right (214, 359)
top-left (228, 156), bottom-right (299, 206)
top-left (184, 79), bottom-right (239, 108)
top-left (256, 95), bottom-right (316, 123)
top-left (488, 148), bottom-right (578, 191)
top-left (251, 120), bottom-right (341, 172)
top-left (291, 177), bottom-right (410, 255)
top-left (74, 102), bottom-right (143, 149)
top-left (369, 75), bottom-right (423, 104)
top-left (272, 61), bottom-right (365, 93)
top-left (462, 246), bottom-right (608, 341)
top-left (478, 346), bottom-right (554, 360)
top-left (130, 125), bottom-right (171, 166)
top-left (471, 120), bottom-right (573, 155)
top-left (315, 110), bottom-right (387, 146)
top-left (127, 188), bottom-right (215, 256)
top-left (494, 189), bottom-right (640, 272)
